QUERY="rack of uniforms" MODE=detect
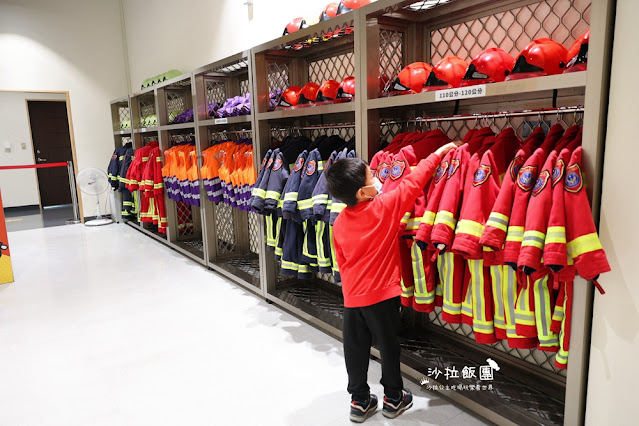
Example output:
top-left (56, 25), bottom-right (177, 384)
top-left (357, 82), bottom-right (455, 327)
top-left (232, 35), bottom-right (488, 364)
top-left (107, 141), bottom-right (136, 219)
top-left (162, 137), bottom-right (201, 208)
top-left (372, 107), bottom-right (610, 370)
top-left (201, 133), bottom-right (256, 211)
top-left (125, 139), bottom-right (168, 233)
top-left (250, 127), bottom-right (356, 281)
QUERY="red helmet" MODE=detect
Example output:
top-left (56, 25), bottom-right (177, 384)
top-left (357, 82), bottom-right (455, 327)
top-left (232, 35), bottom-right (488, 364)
top-left (423, 56), bottom-right (468, 91)
top-left (393, 62), bottom-right (433, 93)
top-left (317, 80), bottom-right (340, 101)
top-left (283, 18), bottom-right (308, 36)
top-left (299, 82), bottom-right (321, 104)
top-left (279, 86), bottom-right (302, 107)
top-left (337, 76), bottom-right (355, 99)
top-left (320, 3), bottom-right (339, 22)
top-left (337, 0), bottom-right (371, 14)
top-left (461, 48), bottom-right (515, 86)
top-left (506, 38), bottom-right (569, 80)
top-left (564, 30), bottom-right (589, 73)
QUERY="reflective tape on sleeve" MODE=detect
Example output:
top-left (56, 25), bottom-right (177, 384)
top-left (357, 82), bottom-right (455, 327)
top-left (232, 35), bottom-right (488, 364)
top-left (522, 230), bottom-right (546, 249)
top-left (546, 227), bottom-right (566, 244)
top-left (505, 226), bottom-right (524, 242)
top-left (456, 220), bottom-right (485, 238)
top-left (567, 233), bottom-right (604, 258)
top-left (434, 210), bottom-right (457, 230)
top-left (486, 212), bottom-right (509, 232)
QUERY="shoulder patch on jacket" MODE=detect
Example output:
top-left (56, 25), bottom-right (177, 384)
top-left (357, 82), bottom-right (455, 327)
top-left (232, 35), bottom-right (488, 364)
top-left (378, 163), bottom-right (391, 182)
top-left (272, 158), bottom-right (283, 171)
top-left (305, 160), bottom-right (317, 176)
top-left (260, 156), bottom-right (268, 171)
top-left (447, 159), bottom-right (460, 180)
top-left (552, 159), bottom-right (565, 187)
top-left (564, 163), bottom-right (583, 193)
top-left (517, 165), bottom-right (537, 192)
top-left (533, 170), bottom-right (550, 196)
top-left (293, 157), bottom-right (305, 172)
top-left (510, 156), bottom-right (524, 181)
top-left (472, 164), bottom-right (492, 186)
top-left (267, 157), bottom-right (274, 169)
top-left (389, 160), bottom-right (406, 180)
top-left (434, 161), bottom-right (448, 183)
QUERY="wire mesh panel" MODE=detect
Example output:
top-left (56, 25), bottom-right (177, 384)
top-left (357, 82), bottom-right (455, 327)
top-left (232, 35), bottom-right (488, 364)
top-left (139, 98), bottom-right (156, 118)
top-left (176, 201), bottom-right (194, 238)
top-left (206, 81), bottom-right (227, 106)
top-left (118, 105), bottom-right (131, 129)
top-left (248, 212), bottom-right (260, 255)
top-left (429, 0), bottom-right (590, 64)
top-left (267, 62), bottom-right (291, 97)
top-left (240, 79), bottom-right (250, 96)
top-left (215, 202), bottom-right (236, 254)
top-left (166, 91), bottom-right (187, 121)
top-left (308, 52), bottom-right (355, 83)
top-left (379, 29), bottom-right (406, 93)
top-left (378, 112), bottom-right (584, 378)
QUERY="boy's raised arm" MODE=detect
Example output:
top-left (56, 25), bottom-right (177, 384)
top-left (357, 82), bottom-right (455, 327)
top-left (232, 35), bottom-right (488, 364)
top-left (384, 142), bottom-right (458, 221)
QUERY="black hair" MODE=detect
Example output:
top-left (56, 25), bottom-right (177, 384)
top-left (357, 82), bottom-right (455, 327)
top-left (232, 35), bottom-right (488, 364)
top-left (325, 158), bottom-right (368, 208)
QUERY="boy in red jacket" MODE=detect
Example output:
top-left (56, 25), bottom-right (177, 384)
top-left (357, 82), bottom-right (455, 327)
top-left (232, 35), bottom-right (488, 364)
top-left (325, 142), bottom-right (456, 423)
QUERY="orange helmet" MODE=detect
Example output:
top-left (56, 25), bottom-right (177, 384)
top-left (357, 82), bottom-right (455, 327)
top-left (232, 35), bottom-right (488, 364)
top-left (564, 30), bottom-right (589, 73)
top-left (461, 48), bottom-right (515, 86)
top-left (283, 18), bottom-right (308, 36)
top-left (337, 0), bottom-right (371, 14)
top-left (317, 80), bottom-right (340, 101)
top-left (423, 56), bottom-right (468, 91)
top-left (279, 86), bottom-right (302, 107)
top-left (299, 82), bottom-right (321, 104)
top-left (320, 3), bottom-right (339, 22)
top-left (393, 62), bottom-right (433, 93)
top-left (506, 38), bottom-right (569, 80)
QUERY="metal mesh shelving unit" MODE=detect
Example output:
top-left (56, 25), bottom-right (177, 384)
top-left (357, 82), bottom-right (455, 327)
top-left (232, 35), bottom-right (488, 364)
top-left (155, 74), bottom-right (206, 264)
top-left (193, 52), bottom-right (262, 293)
top-left (354, 0), bottom-right (613, 425)
top-left (251, 9), bottom-right (361, 337)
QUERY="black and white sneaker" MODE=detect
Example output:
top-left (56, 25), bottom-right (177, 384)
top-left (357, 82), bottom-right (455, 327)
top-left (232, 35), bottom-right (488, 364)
top-left (349, 394), bottom-right (378, 423)
top-left (382, 388), bottom-right (413, 419)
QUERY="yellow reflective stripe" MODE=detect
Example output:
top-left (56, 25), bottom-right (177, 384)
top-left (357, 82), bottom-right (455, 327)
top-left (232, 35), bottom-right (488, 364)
top-left (312, 194), bottom-right (329, 203)
top-left (297, 198), bottom-right (313, 209)
top-left (331, 203), bottom-right (346, 214)
top-left (505, 226), bottom-right (524, 242)
top-left (522, 230), bottom-right (546, 249)
top-left (283, 192), bottom-right (299, 202)
top-left (567, 233), bottom-right (603, 258)
top-left (400, 212), bottom-right (411, 224)
top-left (265, 190), bottom-right (281, 200)
top-left (546, 226), bottom-right (566, 244)
top-left (434, 210), bottom-right (457, 230)
top-left (405, 216), bottom-right (423, 231)
top-left (486, 212), bottom-right (509, 232)
top-left (422, 211), bottom-right (436, 225)
top-left (252, 188), bottom-right (266, 197)
top-left (280, 260), bottom-right (299, 271)
top-left (456, 220), bottom-right (485, 238)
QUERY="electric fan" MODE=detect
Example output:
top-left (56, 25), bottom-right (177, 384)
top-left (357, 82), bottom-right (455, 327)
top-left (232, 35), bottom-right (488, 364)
top-left (76, 168), bottom-right (114, 226)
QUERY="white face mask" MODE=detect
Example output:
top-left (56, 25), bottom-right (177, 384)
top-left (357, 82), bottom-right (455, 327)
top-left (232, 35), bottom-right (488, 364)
top-left (362, 177), bottom-right (383, 199)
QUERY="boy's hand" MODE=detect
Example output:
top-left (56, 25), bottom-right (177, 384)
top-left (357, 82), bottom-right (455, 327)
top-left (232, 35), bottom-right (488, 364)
top-left (435, 142), bottom-right (459, 158)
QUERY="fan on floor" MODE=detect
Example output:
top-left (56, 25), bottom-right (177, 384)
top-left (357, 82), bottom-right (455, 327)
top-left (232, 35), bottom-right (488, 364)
top-left (76, 167), bottom-right (114, 226)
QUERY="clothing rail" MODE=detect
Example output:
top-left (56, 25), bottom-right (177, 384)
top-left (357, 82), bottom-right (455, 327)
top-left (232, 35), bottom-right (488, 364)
top-left (278, 123), bottom-right (356, 131)
top-left (382, 106), bottom-right (584, 126)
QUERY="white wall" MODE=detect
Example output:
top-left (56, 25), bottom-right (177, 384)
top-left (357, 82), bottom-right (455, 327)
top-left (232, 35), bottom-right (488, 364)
top-left (122, 0), bottom-right (340, 89)
top-left (0, 0), bottom-right (129, 217)
top-left (0, 92), bottom-right (67, 208)
top-left (585, 0), bottom-right (639, 423)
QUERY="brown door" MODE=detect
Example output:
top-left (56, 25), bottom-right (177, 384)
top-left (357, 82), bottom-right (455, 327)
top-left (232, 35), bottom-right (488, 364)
top-left (28, 101), bottom-right (73, 207)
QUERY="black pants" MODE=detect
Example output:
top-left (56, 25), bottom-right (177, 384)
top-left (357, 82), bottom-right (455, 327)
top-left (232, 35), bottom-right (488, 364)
top-left (343, 297), bottom-right (403, 402)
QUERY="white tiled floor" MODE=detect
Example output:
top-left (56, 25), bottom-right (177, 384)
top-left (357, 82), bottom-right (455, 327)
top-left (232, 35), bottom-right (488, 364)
top-left (0, 224), bottom-right (491, 425)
